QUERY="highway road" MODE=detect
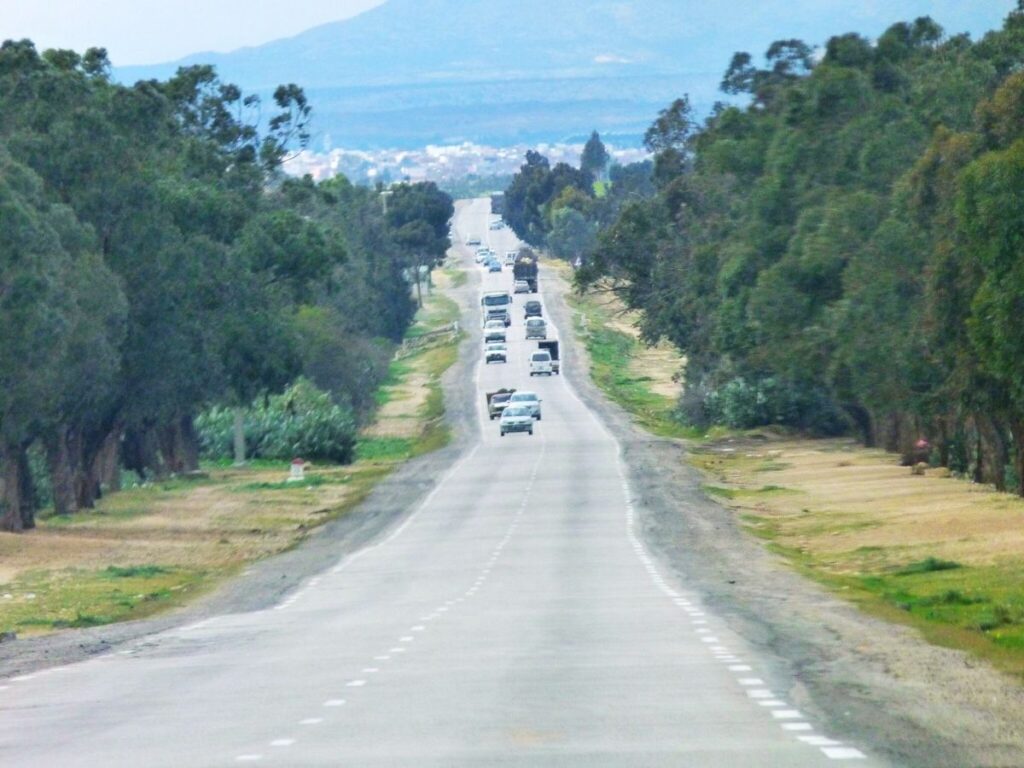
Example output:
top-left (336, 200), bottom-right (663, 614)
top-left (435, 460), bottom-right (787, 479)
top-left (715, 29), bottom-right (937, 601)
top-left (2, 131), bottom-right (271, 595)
top-left (0, 198), bottom-right (880, 766)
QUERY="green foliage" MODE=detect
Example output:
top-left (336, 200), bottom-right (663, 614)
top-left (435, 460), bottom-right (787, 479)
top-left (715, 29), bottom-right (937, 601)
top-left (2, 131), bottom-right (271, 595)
top-left (896, 557), bottom-right (962, 576)
top-left (196, 379), bottom-right (356, 464)
top-left (574, 8), bottom-right (1024, 489)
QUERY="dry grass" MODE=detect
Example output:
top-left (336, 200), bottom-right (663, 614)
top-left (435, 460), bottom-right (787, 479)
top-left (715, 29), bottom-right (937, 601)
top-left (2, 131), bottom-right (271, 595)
top-left (692, 438), bottom-right (1024, 570)
top-left (0, 268), bottom-right (465, 637)
top-left (582, 286), bottom-right (684, 400)
top-left (692, 436), bottom-right (1024, 674)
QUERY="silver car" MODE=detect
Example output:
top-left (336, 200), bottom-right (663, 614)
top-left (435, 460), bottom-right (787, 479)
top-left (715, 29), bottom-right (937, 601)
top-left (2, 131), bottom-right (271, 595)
top-left (500, 405), bottom-right (534, 436)
top-left (525, 317), bottom-right (547, 340)
top-left (508, 391), bottom-right (542, 420)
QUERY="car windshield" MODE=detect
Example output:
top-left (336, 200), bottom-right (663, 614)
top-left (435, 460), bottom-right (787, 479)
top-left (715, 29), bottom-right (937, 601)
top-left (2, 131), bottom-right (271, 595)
top-left (503, 406), bottom-right (528, 417)
top-left (510, 393), bottom-right (537, 403)
top-left (527, 319), bottom-right (544, 326)
top-left (532, 354), bottom-right (550, 361)
top-left (483, 294), bottom-right (510, 307)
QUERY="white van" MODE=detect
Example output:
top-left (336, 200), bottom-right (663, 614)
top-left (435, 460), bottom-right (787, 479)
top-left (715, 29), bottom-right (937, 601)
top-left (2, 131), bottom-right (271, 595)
top-left (529, 351), bottom-right (553, 376)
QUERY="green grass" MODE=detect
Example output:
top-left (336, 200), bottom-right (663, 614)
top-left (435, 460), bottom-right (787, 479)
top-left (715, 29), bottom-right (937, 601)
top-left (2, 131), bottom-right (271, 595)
top-left (741, 509), bottom-right (1024, 676)
top-left (444, 267), bottom-right (468, 288)
top-left (355, 437), bottom-right (415, 462)
top-left (407, 294), bottom-right (461, 337)
top-left (568, 292), bottom-right (695, 439)
top-left (704, 484), bottom-right (797, 500)
top-left (0, 566), bottom-right (209, 635)
top-left (234, 474), bottom-right (351, 492)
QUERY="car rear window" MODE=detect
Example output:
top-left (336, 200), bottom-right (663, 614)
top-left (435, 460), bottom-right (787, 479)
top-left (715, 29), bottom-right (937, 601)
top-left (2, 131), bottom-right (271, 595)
top-left (532, 353), bottom-right (550, 361)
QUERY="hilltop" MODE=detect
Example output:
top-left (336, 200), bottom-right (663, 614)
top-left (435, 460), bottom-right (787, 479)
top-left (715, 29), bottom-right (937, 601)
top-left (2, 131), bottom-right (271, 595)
top-left (115, 0), bottom-right (1013, 149)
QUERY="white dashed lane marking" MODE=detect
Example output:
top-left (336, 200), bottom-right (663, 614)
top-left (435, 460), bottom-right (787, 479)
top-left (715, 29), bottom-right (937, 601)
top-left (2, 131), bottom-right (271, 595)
top-left (823, 747), bottom-right (867, 760)
top-left (299, 718), bottom-right (323, 725)
top-left (270, 739), bottom-right (295, 747)
top-left (323, 699), bottom-right (345, 707)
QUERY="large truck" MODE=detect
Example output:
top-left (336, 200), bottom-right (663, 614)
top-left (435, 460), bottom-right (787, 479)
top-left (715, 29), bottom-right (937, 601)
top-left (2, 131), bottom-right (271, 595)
top-left (513, 251), bottom-right (538, 293)
top-left (481, 290), bottom-right (512, 326)
top-left (486, 388), bottom-right (516, 420)
top-left (538, 340), bottom-right (560, 374)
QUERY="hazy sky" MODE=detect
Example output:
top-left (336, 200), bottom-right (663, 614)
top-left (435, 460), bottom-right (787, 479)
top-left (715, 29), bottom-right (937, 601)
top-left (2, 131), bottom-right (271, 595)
top-left (0, 0), bottom-right (387, 65)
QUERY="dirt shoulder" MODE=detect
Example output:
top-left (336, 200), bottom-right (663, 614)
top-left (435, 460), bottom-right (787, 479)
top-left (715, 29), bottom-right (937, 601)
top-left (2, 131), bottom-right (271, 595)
top-left (0, 250), bottom-right (483, 681)
top-left (541, 260), bottom-right (1024, 768)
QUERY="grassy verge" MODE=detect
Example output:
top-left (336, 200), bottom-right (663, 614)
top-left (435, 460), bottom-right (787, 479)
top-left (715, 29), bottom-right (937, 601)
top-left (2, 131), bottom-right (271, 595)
top-left (691, 436), bottom-right (1024, 679)
top-left (0, 275), bottom-right (465, 638)
top-left (564, 277), bottom-right (694, 439)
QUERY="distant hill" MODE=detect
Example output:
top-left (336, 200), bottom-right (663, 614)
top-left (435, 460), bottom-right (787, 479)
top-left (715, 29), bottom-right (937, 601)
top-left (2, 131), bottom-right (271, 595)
top-left (115, 0), bottom-right (1014, 149)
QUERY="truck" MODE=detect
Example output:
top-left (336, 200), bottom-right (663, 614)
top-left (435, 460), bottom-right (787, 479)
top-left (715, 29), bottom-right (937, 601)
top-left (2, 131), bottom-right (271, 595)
top-left (486, 388), bottom-right (516, 420)
top-left (481, 290), bottom-right (512, 313)
top-left (513, 252), bottom-right (538, 293)
top-left (538, 340), bottom-right (560, 374)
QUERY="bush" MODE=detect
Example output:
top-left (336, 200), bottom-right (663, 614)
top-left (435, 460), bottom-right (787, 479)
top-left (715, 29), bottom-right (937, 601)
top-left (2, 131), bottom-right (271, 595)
top-left (196, 379), bottom-right (356, 464)
top-left (685, 375), bottom-right (848, 434)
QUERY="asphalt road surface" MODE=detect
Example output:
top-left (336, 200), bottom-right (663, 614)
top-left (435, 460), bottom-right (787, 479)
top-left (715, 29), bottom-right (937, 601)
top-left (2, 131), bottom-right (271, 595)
top-left (0, 199), bottom-right (882, 767)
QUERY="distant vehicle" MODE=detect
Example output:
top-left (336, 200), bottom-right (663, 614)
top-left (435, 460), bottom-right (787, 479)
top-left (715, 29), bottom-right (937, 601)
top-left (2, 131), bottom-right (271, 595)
top-left (500, 405), bottom-right (534, 436)
top-left (538, 340), bottom-right (560, 375)
top-left (489, 220), bottom-right (504, 231)
top-left (488, 260), bottom-right (502, 273)
top-left (481, 290), bottom-right (512, 312)
top-left (509, 390), bottom-right (542, 420)
top-left (529, 350), bottom-right (553, 376)
top-left (513, 280), bottom-right (530, 294)
top-left (504, 251), bottom-right (518, 266)
top-left (466, 235), bottom-right (482, 246)
top-left (474, 250), bottom-right (489, 264)
top-left (486, 388), bottom-right (515, 420)
top-left (483, 320), bottom-right (507, 343)
top-left (525, 317), bottom-right (547, 340)
top-left (513, 252), bottom-right (538, 293)
top-left (483, 307), bottom-right (511, 327)
top-left (485, 343), bottom-right (508, 365)
top-left (523, 300), bottom-right (542, 319)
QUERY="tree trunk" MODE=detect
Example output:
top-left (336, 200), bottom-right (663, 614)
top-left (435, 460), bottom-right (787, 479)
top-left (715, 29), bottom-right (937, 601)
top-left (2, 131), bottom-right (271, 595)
top-left (979, 415), bottom-right (1010, 491)
top-left (17, 448), bottom-right (37, 530)
top-left (93, 428), bottom-right (121, 493)
top-left (1009, 419), bottom-right (1024, 497)
top-left (122, 426), bottom-right (166, 481)
top-left (45, 427), bottom-right (78, 516)
top-left (233, 408), bottom-right (246, 466)
top-left (844, 404), bottom-right (874, 446)
top-left (179, 415), bottom-right (199, 472)
top-left (0, 443), bottom-right (24, 533)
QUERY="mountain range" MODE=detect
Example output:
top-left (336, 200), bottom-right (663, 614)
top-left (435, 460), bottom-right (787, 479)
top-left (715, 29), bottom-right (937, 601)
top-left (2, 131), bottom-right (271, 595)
top-left (115, 0), bottom-right (1015, 150)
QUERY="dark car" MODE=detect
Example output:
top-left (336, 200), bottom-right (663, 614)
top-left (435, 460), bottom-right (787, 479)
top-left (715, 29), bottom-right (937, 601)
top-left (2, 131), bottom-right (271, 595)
top-left (524, 300), bottom-right (542, 319)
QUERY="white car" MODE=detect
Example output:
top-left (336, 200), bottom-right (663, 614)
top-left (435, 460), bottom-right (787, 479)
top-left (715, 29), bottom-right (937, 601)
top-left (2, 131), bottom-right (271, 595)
top-left (529, 350), bottom-right (553, 376)
top-left (466, 235), bottom-right (482, 246)
top-left (483, 320), bottom-right (507, 344)
top-left (508, 391), bottom-right (542, 420)
top-left (513, 279), bottom-right (530, 294)
top-left (485, 343), bottom-right (508, 364)
top-left (499, 405), bottom-right (534, 436)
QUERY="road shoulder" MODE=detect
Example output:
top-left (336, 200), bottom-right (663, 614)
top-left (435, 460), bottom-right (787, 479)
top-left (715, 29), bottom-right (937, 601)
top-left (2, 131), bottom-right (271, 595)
top-left (541, 259), bottom-right (1024, 768)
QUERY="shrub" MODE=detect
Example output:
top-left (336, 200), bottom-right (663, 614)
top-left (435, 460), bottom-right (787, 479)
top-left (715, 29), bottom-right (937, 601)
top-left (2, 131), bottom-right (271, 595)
top-left (683, 375), bottom-right (847, 434)
top-left (197, 379), bottom-right (356, 464)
